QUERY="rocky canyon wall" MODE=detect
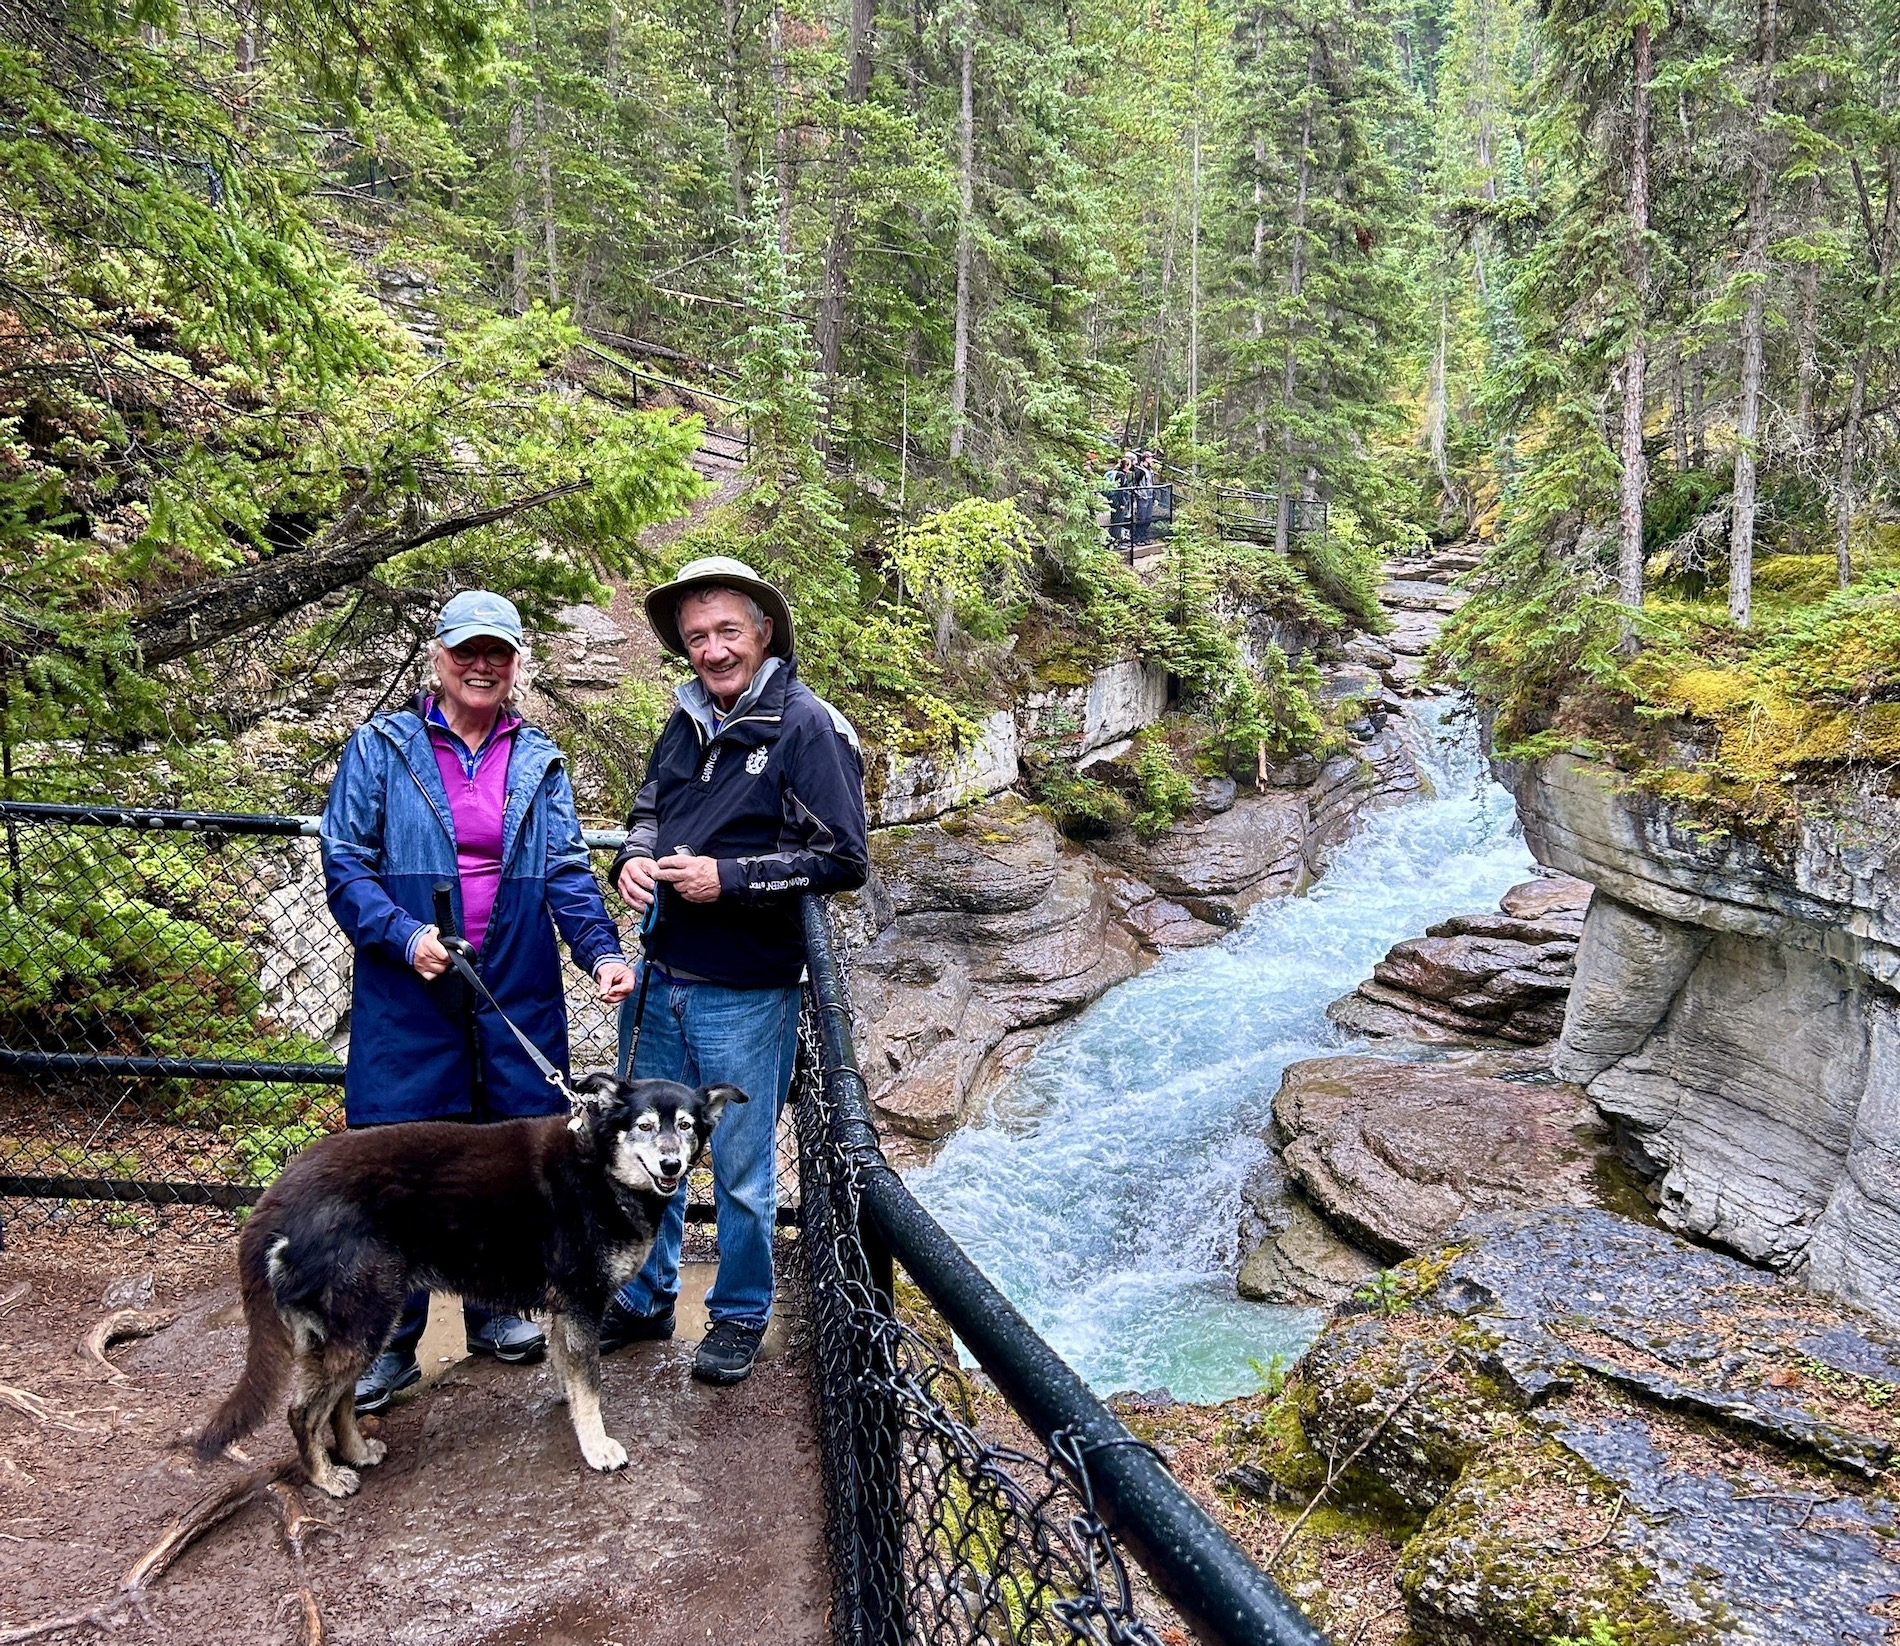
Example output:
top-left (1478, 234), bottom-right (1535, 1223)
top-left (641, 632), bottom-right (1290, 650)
top-left (1511, 753), bottom-right (1900, 1327)
top-left (842, 717), bottom-right (1428, 1160)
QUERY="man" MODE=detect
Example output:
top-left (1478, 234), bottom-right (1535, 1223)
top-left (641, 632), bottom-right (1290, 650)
top-left (602, 555), bottom-right (869, 1384)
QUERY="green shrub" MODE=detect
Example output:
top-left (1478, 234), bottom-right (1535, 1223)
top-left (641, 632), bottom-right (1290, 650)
top-left (1031, 762), bottom-right (1132, 838)
top-left (1131, 731), bottom-right (1195, 840)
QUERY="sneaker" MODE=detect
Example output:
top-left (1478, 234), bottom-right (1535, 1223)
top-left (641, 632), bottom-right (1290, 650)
top-left (354, 1350), bottom-right (421, 1416)
top-left (692, 1320), bottom-right (765, 1386)
top-left (465, 1314), bottom-right (546, 1364)
top-left (599, 1297), bottom-right (677, 1355)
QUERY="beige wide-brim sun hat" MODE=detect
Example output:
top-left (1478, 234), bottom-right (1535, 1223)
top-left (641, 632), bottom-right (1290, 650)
top-left (643, 555), bottom-right (795, 662)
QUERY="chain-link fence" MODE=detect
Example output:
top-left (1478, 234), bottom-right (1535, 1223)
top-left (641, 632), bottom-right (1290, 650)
top-left (0, 801), bottom-right (792, 1229)
top-left (794, 898), bottom-right (1329, 1646)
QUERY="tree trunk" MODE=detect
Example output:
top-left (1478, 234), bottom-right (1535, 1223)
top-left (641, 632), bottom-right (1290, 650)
top-left (1670, 340), bottom-right (1690, 471)
top-left (509, 100), bottom-right (531, 314)
top-left (536, 90), bottom-right (559, 305)
top-left (1428, 293), bottom-right (1453, 504)
top-left (1617, 19), bottom-right (1652, 615)
top-left (771, 3), bottom-right (792, 259)
top-left (813, 0), bottom-right (878, 387)
top-left (1253, 124), bottom-right (1267, 449)
top-left (130, 485), bottom-right (590, 665)
top-left (1837, 155), bottom-right (1899, 588)
top-left (1689, 344), bottom-right (1705, 464)
top-left (1795, 174), bottom-right (1823, 449)
top-left (1729, 0), bottom-right (1780, 630)
top-left (1277, 41), bottom-right (1318, 557)
top-left (1186, 11), bottom-right (1202, 457)
top-left (720, 0), bottom-right (752, 222)
top-left (948, 13), bottom-right (977, 460)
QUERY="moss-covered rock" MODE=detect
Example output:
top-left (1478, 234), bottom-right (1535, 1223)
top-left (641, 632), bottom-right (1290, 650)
top-left (1157, 1210), bottom-right (1900, 1646)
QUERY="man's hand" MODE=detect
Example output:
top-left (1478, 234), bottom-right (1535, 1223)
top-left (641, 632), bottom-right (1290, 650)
top-left (595, 960), bottom-right (638, 1003)
top-left (616, 855), bottom-right (660, 913)
top-left (412, 929), bottom-right (452, 980)
top-left (654, 852), bottom-right (722, 904)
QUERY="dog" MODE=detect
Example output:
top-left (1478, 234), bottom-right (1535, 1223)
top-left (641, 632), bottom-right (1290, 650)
top-left (196, 1074), bottom-right (743, 1497)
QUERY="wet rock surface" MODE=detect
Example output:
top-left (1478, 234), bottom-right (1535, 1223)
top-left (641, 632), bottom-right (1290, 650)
top-left (1170, 1209), bottom-right (1900, 1646)
top-left (1264, 1050), bottom-right (1613, 1267)
top-left (1327, 873), bottom-right (1590, 1047)
top-left (0, 1232), bottom-right (827, 1646)
top-left (845, 796), bottom-right (1145, 1149)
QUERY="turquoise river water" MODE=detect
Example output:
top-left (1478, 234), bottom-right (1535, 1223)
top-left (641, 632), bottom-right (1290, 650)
top-left (906, 702), bottom-right (1535, 1404)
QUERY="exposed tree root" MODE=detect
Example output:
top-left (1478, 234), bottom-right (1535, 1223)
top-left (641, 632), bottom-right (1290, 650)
top-left (77, 1309), bottom-right (178, 1382)
top-left (0, 1283), bottom-right (29, 1316)
top-left (0, 1460), bottom-right (302, 1645)
top-left (0, 1385), bottom-right (97, 1435)
top-left (266, 1480), bottom-right (332, 1646)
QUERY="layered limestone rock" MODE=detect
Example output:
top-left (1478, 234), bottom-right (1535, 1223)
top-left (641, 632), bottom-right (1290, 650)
top-left (1326, 874), bottom-right (1590, 1045)
top-left (1095, 720), bottom-right (1427, 927)
top-left (844, 796), bottom-right (1146, 1152)
top-left (872, 710), bottom-right (1021, 826)
top-left (1513, 753), bottom-right (1900, 1328)
top-left (848, 718), bottom-right (1432, 1154)
top-left (1236, 1049), bottom-right (1618, 1305)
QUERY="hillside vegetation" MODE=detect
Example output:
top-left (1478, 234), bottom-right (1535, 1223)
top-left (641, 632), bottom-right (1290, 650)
top-left (4, 0), bottom-right (1897, 818)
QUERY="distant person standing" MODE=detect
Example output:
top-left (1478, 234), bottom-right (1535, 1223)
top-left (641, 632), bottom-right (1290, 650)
top-left (1105, 454), bottom-right (1135, 546)
top-left (1132, 450), bottom-right (1158, 546)
top-left (601, 556), bottom-right (868, 1386)
top-left (321, 590), bottom-right (637, 1415)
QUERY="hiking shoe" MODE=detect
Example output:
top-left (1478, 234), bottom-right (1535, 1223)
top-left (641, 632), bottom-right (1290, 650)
top-left (599, 1298), bottom-right (677, 1355)
top-left (465, 1314), bottom-right (546, 1364)
top-left (354, 1350), bottom-right (421, 1416)
top-left (692, 1320), bottom-right (765, 1385)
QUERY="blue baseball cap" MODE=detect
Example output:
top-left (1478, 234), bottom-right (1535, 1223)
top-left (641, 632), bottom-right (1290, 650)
top-left (434, 589), bottom-right (525, 652)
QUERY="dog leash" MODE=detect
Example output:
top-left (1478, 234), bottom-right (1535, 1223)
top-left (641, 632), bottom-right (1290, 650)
top-left (438, 937), bottom-right (582, 1108)
top-left (431, 883), bottom-right (661, 1110)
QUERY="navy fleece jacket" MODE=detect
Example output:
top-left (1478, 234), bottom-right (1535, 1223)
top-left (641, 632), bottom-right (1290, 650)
top-left (611, 657), bottom-right (870, 988)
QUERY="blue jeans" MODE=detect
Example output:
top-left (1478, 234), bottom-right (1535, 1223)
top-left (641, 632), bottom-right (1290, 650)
top-left (613, 968), bottom-right (801, 1331)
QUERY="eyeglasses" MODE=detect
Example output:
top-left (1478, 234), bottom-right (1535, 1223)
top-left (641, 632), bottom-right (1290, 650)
top-left (446, 642), bottom-right (519, 670)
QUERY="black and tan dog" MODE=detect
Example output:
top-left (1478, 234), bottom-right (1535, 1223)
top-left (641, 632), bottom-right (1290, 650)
top-left (197, 1074), bottom-right (742, 1496)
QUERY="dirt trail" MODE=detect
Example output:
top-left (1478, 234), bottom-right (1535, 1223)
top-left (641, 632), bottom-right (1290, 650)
top-left (0, 1225), bottom-right (828, 1646)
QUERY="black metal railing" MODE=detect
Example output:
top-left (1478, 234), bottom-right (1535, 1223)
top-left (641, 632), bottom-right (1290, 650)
top-left (0, 801), bottom-right (775, 1226)
top-left (1101, 482), bottom-right (1176, 557)
top-left (794, 897), bottom-right (1328, 1646)
top-left (1100, 478), bottom-right (1331, 560)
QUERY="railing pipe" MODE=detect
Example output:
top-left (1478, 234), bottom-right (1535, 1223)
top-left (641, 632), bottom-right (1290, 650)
top-left (799, 899), bottom-right (1330, 1646)
top-left (0, 803), bottom-right (632, 855)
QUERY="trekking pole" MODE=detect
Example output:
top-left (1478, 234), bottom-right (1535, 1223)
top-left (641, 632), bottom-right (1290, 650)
top-left (435, 881), bottom-right (489, 1118)
top-left (616, 888), bottom-right (662, 1083)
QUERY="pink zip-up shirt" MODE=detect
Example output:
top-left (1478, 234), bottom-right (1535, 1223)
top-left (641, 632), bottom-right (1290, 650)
top-left (426, 699), bottom-right (520, 952)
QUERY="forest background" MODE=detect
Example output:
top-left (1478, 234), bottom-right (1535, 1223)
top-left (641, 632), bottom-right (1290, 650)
top-left (4, 0), bottom-right (1900, 825)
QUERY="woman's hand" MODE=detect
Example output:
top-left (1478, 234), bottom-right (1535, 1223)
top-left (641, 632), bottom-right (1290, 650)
top-left (654, 852), bottom-right (722, 904)
top-left (595, 960), bottom-right (638, 1003)
top-left (616, 855), bottom-right (660, 912)
top-left (412, 929), bottom-right (453, 980)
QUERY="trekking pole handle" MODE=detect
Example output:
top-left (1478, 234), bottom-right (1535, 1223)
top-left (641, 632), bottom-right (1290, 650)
top-left (433, 881), bottom-right (458, 941)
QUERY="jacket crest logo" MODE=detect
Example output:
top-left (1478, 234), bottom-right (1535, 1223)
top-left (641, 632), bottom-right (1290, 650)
top-left (745, 748), bottom-right (769, 775)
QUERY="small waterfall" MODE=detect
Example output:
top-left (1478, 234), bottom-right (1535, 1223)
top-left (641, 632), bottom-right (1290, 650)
top-left (907, 700), bottom-right (1534, 1404)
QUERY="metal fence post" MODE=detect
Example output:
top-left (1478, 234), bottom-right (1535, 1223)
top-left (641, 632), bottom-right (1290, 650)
top-left (854, 1202), bottom-right (907, 1646)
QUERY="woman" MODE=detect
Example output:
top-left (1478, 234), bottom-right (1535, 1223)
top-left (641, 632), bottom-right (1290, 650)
top-left (321, 589), bottom-right (637, 1414)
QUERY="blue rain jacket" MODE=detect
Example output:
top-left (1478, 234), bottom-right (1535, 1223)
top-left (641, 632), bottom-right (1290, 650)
top-left (321, 702), bottom-right (625, 1123)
